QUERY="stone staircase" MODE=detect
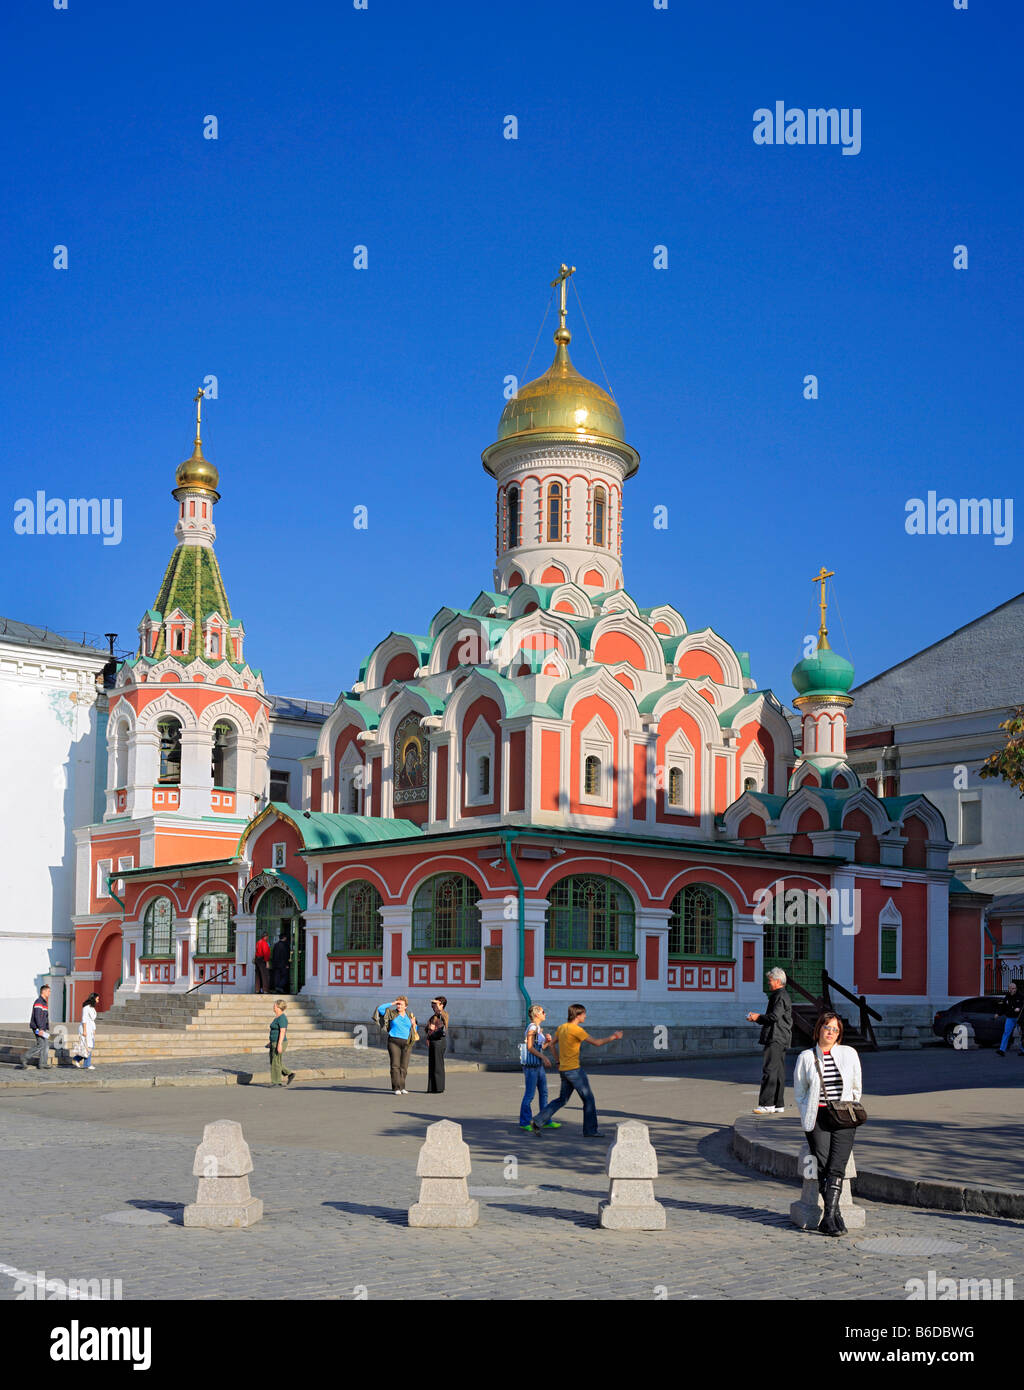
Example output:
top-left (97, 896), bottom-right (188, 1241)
top-left (0, 994), bottom-right (356, 1063)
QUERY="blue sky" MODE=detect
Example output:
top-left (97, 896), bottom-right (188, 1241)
top-left (1, 0), bottom-right (1020, 706)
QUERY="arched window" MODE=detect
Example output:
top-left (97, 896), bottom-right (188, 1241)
top-left (348, 779), bottom-right (361, 813)
top-left (584, 754), bottom-right (602, 796)
top-left (412, 874), bottom-right (481, 951)
top-left (743, 776), bottom-right (757, 792)
top-left (547, 482), bottom-right (562, 542)
top-left (331, 881), bottom-right (383, 953)
top-left (157, 717), bottom-right (182, 784)
top-left (196, 892), bottom-right (235, 955)
top-left (668, 884), bottom-right (732, 957)
top-left (668, 766), bottom-right (684, 806)
top-left (142, 896), bottom-right (174, 957)
top-left (593, 487), bottom-right (606, 547)
top-left (546, 876), bottom-right (635, 954)
top-left (478, 755), bottom-right (491, 797)
top-left (507, 486), bottom-right (520, 550)
top-left (211, 720), bottom-right (237, 788)
top-left (113, 720), bottom-right (129, 788)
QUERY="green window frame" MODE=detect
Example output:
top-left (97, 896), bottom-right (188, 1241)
top-left (412, 874), bottom-right (481, 951)
top-left (196, 892), bottom-right (235, 956)
top-left (331, 881), bottom-right (384, 954)
top-left (668, 884), bottom-right (732, 958)
top-left (142, 895), bottom-right (174, 957)
top-left (545, 875), bottom-right (635, 956)
top-left (880, 925), bottom-right (899, 976)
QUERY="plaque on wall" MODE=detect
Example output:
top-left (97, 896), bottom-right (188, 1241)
top-left (483, 945), bottom-right (502, 981)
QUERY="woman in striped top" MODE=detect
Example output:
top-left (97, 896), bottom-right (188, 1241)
top-left (793, 1011), bottom-right (863, 1238)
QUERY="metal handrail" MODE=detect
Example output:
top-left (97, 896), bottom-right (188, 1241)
top-left (185, 965), bottom-right (232, 996)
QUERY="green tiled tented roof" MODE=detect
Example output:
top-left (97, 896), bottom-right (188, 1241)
top-left (148, 544), bottom-right (233, 661)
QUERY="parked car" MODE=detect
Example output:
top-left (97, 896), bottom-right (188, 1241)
top-left (932, 996), bottom-right (1006, 1047)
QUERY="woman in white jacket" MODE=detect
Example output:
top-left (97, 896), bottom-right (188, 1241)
top-left (793, 1012), bottom-right (863, 1237)
top-left (71, 993), bottom-right (99, 1071)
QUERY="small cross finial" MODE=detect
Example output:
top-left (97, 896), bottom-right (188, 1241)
top-left (550, 263), bottom-right (576, 334)
top-left (193, 388), bottom-right (205, 447)
top-left (812, 566), bottom-right (835, 647)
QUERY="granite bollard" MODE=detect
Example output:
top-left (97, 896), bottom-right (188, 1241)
top-left (408, 1119), bottom-right (479, 1228)
top-left (790, 1147), bottom-right (865, 1231)
top-left (598, 1121), bottom-right (666, 1230)
top-left (183, 1119), bottom-right (263, 1228)
top-left (899, 1025), bottom-right (922, 1050)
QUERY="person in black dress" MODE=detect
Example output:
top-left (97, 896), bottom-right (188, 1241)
top-left (425, 996), bottom-right (448, 1094)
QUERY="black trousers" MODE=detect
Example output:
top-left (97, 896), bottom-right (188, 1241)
top-left (805, 1112), bottom-right (857, 1182)
top-left (254, 959), bottom-right (269, 993)
top-left (758, 1041), bottom-right (786, 1107)
top-left (427, 1037), bottom-right (446, 1093)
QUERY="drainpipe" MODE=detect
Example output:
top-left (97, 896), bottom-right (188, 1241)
top-left (499, 829), bottom-right (530, 1016)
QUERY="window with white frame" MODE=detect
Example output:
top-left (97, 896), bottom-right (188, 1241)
top-left (465, 716), bottom-right (496, 807)
top-left (95, 858), bottom-right (113, 899)
top-left (272, 842), bottom-right (287, 869)
top-left (269, 769), bottom-right (290, 803)
top-left (579, 717), bottom-right (614, 807)
top-left (959, 794), bottom-right (981, 846)
top-left (662, 735), bottom-right (694, 815)
top-left (878, 898), bottom-right (902, 978)
top-left (338, 749), bottom-right (364, 816)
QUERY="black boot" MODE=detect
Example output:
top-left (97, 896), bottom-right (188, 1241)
top-left (819, 1176), bottom-right (844, 1237)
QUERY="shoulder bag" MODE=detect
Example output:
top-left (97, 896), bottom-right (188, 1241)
top-left (814, 1051), bottom-right (866, 1128)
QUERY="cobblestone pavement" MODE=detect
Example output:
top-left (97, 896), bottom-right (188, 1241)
top-left (1, 1063), bottom-right (1022, 1300)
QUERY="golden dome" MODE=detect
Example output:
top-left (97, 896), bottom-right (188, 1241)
top-left (174, 441), bottom-right (219, 494)
top-left (496, 329), bottom-right (625, 444)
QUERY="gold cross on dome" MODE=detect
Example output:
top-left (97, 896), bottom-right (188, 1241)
top-left (550, 263), bottom-right (576, 333)
top-left (812, 566), bottom-right (835, 645)
top-left (193, 388), bottom-right (205, 446)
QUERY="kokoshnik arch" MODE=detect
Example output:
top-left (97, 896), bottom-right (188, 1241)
top-left (69, 269), bottom-right (984, 1039)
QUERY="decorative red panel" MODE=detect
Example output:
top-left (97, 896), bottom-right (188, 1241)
top-left (645, 934), bottom-right (660, 981)
top-left (742, 940), bottom-right (755, 982)
top-left (390, 931), bottom-right (403, 977)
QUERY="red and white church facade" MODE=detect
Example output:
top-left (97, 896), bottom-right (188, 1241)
top-left (69, 279), bottom-right (987, 1040)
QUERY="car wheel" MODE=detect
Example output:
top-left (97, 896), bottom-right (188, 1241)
top-left (944, 1026), bottom-right (959, 1047)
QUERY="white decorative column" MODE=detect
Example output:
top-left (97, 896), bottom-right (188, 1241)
top-left (926, 877), bottom-right (951, 1005)
top-left (178, 729), bottom-right (210, 818)
top-left (302, 909), bottom-right (331, 996)
top-left (637, 908), bottom-right (671, 1001)
top-left (735, 911), bottom-right (765, 1004)
top-left (380, 905), bottom-right (410, 995)
top-left (172, 915), bottom-right (194, 992)
top-left (829, 867), bottom-right (859, 987)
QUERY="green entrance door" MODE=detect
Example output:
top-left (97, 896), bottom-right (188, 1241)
top-left (764, 921), bottom-right (826, 997)
top-left (256, 887), bottom-right (305, 994)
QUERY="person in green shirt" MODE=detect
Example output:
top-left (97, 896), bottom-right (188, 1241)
top-left (269, 1000), bottom-right (296, 1086)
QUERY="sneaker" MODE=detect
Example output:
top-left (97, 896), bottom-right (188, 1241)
top-left (774, 1106), bottom-right (785, 1113)
top-left (393, 1089), bottom-right (402, 1095)
top-left (543, 1122), bottom-right (562, 1128)
top-left (70, 1058), bottom-right (82, 1068)
top-left (401, 1088), bottom-right (409, 1094)
top-left (583, 1131), bottom-right (606, 1139)
top-left (519, 1123), bottom-right (534, 1129)
top-left (286, 1072), bottom-right (296, 1086)
top-left (753, 1105), bottom-right (776, 1114)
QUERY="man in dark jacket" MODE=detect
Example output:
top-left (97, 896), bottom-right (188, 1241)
top-left (270, 930), bottom-right (291, 994)
top-left (997, 981), bottom-right (1024, 1056)
top-left (747, 967), bottom-right (792, 1112)
top-left (19, 985), bottom-right (52, 1072)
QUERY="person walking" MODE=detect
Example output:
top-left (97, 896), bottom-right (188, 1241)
top-left (519, 1004), bottom-right (557, 1130)
top-left (18, 984), bottom-right (52, 1073)
top-left (747, 966), bottom-right (792, 1113)
top-left (71, 993), bottom-right (99, 1070)
top-left (375, 996), bottom-right (418, 1094)
top-left (268, 1000), bottom-right (296, 1086)
top-left (425, 996), bottom-right (448, 1094)
top-left (794, 1011), bottom-right (864, 1237)
top-left (254, 933), bottom-right (271, 995)
top-left (529, 1003), bottom-right (622, 1138)
top-left (997, 981), bottom-right (1024, 1056)
top-left (270, 929), bottom-right (290, 993)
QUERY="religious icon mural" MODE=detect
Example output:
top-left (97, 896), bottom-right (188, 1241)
top-left (394, 712), bottom-right (428, 805)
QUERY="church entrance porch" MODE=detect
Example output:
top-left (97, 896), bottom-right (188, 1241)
top-left (255, 885), bottom-right (305, 994)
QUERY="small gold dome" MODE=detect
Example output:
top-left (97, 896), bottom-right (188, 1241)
top-left (497, 330), bottom-right (625, 444)
top-left (175, 442), bottom-right (219, 494)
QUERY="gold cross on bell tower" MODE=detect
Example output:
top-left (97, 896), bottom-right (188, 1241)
top-left (550, 263), bottom-right (576, 336)
top-left (193, 388), bottom-right (205, 448)
top-left (812, 566), bottom-right (835, 649)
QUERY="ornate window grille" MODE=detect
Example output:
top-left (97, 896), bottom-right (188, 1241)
top-left (668, 884), bottom-right (732, 957)
top-left (196, 892), bottom-right (235, 955)
top-left (331, 881), bottom-right (384, 953)
top-left (142, 896), bottom-right (174, 957)
top-left (412, 874), bottom-right (482, 951)
top-left (545, 876), bottom-right (635, 955)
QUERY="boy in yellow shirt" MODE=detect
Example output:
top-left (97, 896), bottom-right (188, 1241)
top-left (529, 1003), bottom-right (622, 1138)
